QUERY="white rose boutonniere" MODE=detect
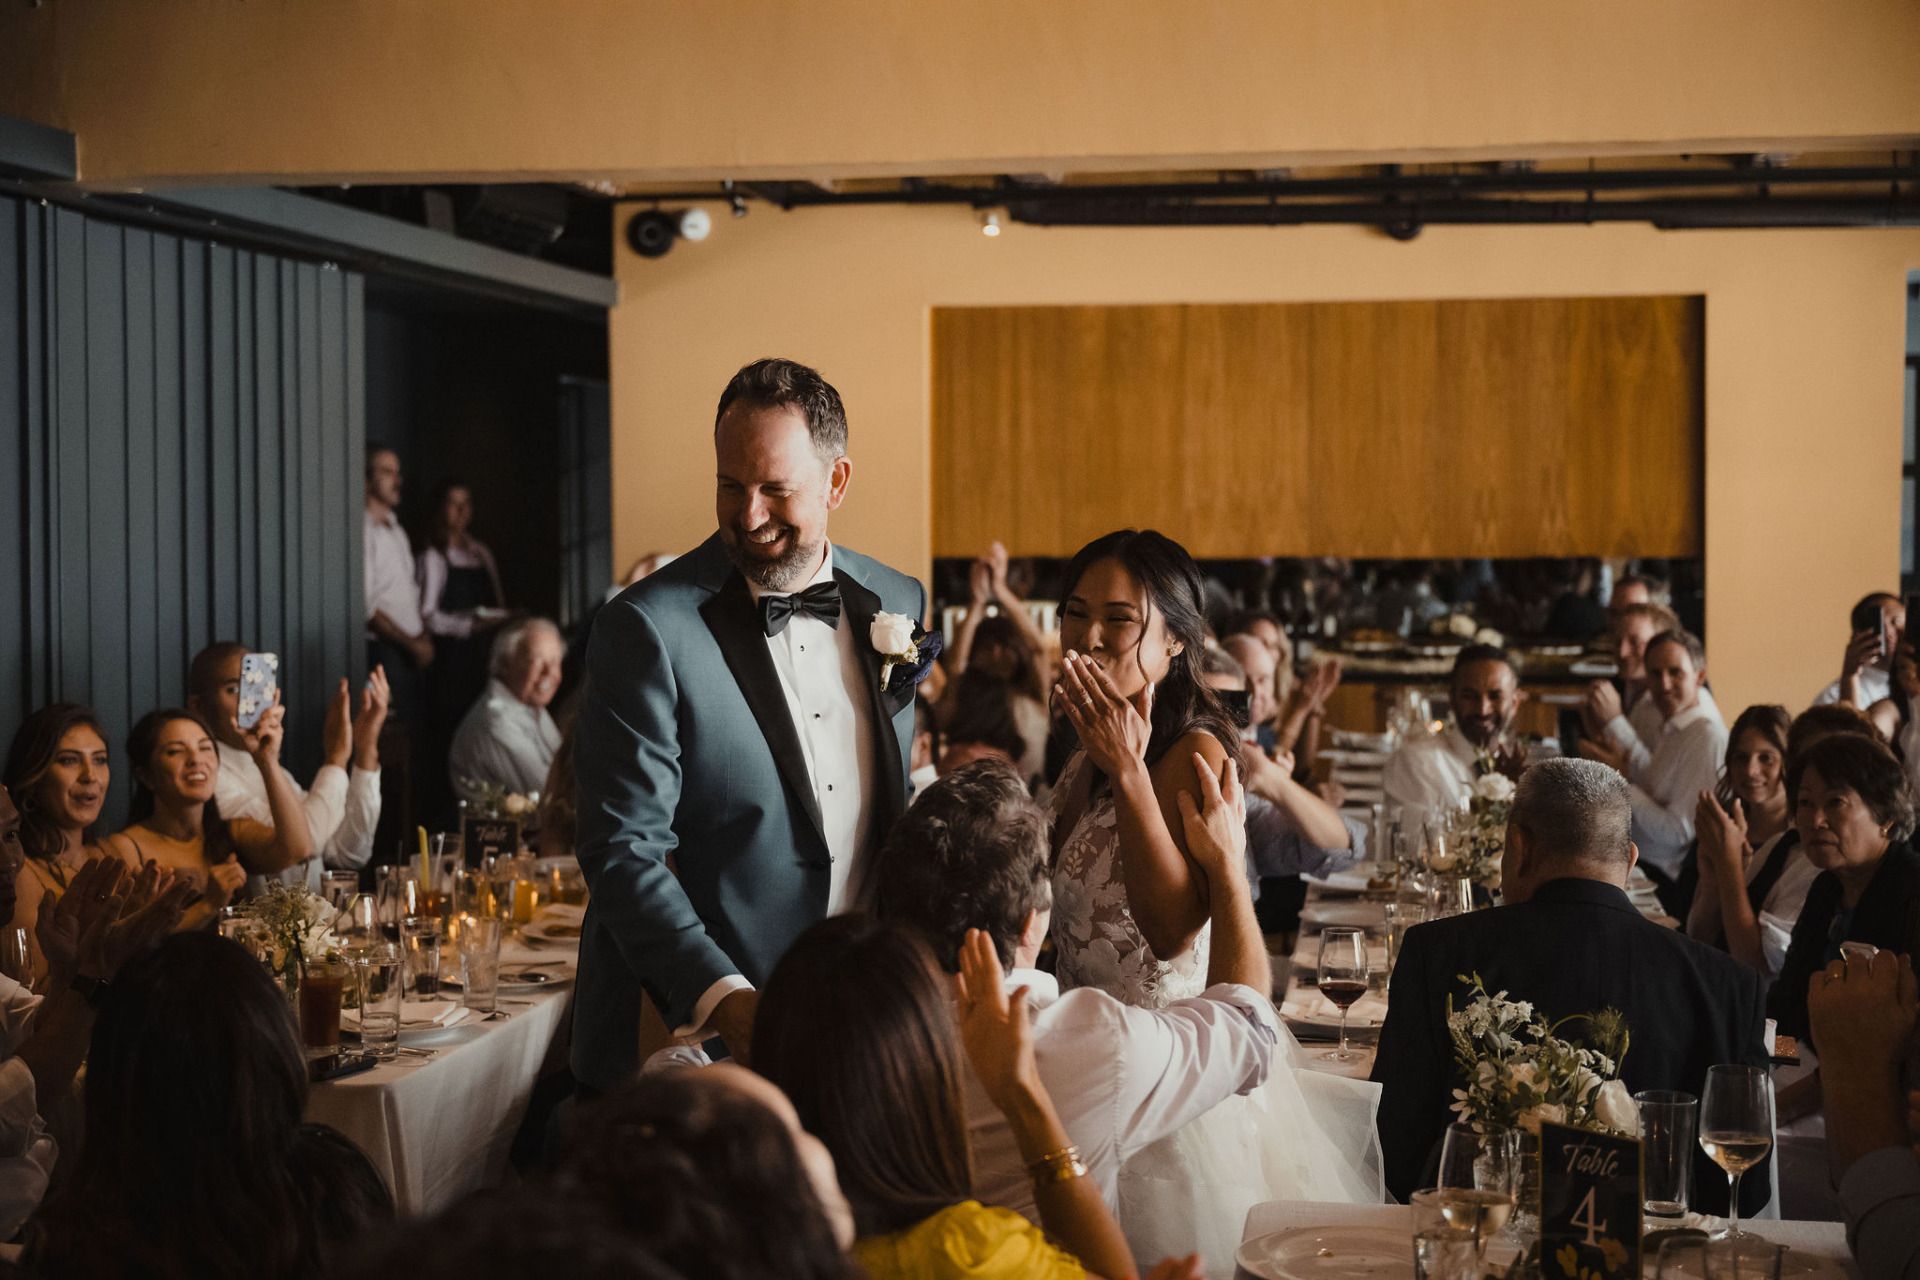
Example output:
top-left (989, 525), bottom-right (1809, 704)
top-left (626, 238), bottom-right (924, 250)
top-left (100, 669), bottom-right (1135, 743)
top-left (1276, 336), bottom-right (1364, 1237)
top-left (871, 612), bottom-right (917, 657)
top-left (1473, 771), bottom-right (1516, 802)
top-left (871, 611), bottom-right (943, 699)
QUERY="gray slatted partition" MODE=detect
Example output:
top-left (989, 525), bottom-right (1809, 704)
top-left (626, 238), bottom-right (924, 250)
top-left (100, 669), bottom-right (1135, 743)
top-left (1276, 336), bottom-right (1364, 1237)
top-left (1, 195), bottom-right (365, 826)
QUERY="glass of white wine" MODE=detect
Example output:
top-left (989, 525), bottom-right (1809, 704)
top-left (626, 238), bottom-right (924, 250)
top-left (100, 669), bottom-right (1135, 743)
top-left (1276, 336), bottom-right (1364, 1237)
top-left (1699, 1064), bottom-right (1774, 1240)
top-left (1316, 926), bottom-right (1370, 1062)
top-left (1436, 1122), bottom-right (1518, 1251)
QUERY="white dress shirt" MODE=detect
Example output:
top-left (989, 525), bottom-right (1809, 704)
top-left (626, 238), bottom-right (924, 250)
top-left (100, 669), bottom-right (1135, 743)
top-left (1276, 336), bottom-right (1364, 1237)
top-left (1381, 726), bottom-right (1478, 834)
top-left (678, 545), bottom-right (880, 1041)
top-left (1626, 702), bottom-right (1730, 879)
top-left (417, 542), bottom-right (504, 639)
top-left (1604, 684), bottom-right (1724, 782)
top-left (1814, 666), bottom-right (1892, 710)
top-left (364, 507), bottom-right (424, 637)
top-left (966, 969), bottom-right (1278, 1220)
top-left (216, 741), bottom-right (380, 898)
top-left (0, 976), bottom-right (55, 1240)
top-left (449, 679), bottom-right (563, 802)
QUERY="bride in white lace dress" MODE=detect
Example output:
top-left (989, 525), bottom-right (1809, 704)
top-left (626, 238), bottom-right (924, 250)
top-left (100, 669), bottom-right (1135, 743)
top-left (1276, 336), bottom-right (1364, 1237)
top-left (1047, 531), bottom-right (1383, 1276)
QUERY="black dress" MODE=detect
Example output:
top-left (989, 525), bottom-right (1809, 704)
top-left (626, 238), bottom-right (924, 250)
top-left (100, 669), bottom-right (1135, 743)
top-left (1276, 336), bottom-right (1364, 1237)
top-left (1767, 839), bottom-right (1920, 1043)
top-left (425, 547), bottom-right (501, 825)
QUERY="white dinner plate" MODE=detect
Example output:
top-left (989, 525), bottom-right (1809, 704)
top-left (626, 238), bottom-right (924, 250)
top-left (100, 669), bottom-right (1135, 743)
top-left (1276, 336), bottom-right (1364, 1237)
top-left (519, 918), bottom-right (584, 943)
top-left (1298, 900), bottom-right (1387, 930)
top-left (1568, 658), bottom-right (1618, 678)
top-left (1238, 1225), bottom-right (1412, 1280)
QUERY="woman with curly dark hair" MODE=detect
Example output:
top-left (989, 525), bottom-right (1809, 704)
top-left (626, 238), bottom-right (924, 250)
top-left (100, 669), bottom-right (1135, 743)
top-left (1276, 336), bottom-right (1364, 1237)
top-left (27, 932), bottom-right (391, 1279)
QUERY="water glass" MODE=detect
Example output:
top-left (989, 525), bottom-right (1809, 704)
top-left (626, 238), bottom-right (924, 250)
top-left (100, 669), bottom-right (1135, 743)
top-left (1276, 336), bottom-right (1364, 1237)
top-left (1656, 1236), bottom-right (1784, 1280)
top-left (0, 927), bottom-right (29, 983)
top-left (1414, 1230), bottom-right (1480, 1280)
top-left (457, 915), bottom-right (504, 1013)
top-left (375, 864), bottom-right (419, 939)
top-left (1428, 876), bottom-right (1475, 920)
top-left (549, 860), bottom-right (588, 906)
top-left (322, 870), bottom-right (360, 923)
top-left (352, 938), bottom-right (404, 1060)
top-left (401, 916), bottom-right (443, 997)
top-left (1637, 1089), bottom-right (1698, 1222)
top-left (1383, 901), bottom-right (1426, 971)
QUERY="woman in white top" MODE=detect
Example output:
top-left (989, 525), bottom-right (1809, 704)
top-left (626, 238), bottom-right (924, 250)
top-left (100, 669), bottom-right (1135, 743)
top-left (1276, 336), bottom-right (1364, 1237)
top-left (1688, 704), bottom-right (1844, 979)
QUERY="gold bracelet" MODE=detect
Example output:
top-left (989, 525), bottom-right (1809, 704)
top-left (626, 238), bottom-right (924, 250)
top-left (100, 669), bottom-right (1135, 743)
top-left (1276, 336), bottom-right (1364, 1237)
top-left (1025, 1145), bottom-right (1088, 1187)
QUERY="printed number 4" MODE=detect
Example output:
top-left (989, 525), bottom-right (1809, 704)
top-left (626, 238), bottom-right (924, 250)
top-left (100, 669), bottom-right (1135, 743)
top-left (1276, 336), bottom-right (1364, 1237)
top-left (1572, 1189), bottom-right (1608, 1248)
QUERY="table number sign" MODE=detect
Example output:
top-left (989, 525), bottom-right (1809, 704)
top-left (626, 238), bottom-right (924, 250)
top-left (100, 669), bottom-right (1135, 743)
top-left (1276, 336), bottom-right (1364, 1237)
top-left (462, 817), bottom-right (519, 868)
top-left (1539, 1121), bottom-right (1642, 1280)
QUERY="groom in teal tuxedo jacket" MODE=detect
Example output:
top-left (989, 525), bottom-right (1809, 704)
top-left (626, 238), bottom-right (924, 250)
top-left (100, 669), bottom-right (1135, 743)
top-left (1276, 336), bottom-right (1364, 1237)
top-left (570, 359), bottom-right (923, 1090)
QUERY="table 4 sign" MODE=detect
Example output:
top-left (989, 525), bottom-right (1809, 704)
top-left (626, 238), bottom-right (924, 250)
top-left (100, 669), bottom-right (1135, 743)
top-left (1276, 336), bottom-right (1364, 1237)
top-left (1539, 1122), bottom-right (1642, 1280)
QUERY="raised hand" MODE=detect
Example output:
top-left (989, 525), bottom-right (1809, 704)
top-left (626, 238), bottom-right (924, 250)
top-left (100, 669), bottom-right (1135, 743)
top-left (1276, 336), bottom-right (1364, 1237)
top-left (1055, 651), bottom-right (1152, 780)
top-left (1694, 790), bottom-right (1749, 880)
top-left (239, 696), bottom-right (286, 763)
top-left (985, 541), bottom-right (1012, 598)
top-left (955, 928), bottom-right (1041, 1117)
top-left (1843, 627), bottom-right (1883, 684)
top-left (1577, 735), bottom-right (1627, 775)
top-left (968, 559), bottom-right (994, 607)
top-left (321, 678), bottom-right (353, 768)
top-left (1301, 656), bottom-right (1342, 710)
top-left (99, 862), bottom-right (192, 974)
top-left (1175, 753), bottom-right (1246, 885)
top-left (352, 665), bottom-right (392, 769)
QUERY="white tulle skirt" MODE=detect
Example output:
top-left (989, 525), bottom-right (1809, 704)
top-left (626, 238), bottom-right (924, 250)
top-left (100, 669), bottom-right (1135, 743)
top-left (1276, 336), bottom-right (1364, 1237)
top-left (1116, 1026), bottom-right (1387, 1279)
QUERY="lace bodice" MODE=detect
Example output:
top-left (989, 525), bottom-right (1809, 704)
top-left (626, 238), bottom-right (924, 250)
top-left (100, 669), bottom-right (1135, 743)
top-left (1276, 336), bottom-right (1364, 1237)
top-left (1048, 753), bottom-right (1209, 1010)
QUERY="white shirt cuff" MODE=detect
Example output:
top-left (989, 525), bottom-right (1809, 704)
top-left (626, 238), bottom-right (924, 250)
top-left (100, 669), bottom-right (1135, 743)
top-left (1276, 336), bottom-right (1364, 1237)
top-left (674, 975), bottom-right (755, 1044)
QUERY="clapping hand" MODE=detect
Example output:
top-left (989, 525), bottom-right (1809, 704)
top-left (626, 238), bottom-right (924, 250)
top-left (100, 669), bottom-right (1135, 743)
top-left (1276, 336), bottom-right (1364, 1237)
top-left (321, 679), bottom-right (353, 768)
top-left (955, 929), bottom-right (1041, 1118)
top-left (351, 665), bottom-right (392, 769)
top-left (1175, 753), bottom-right (1247, 898)
top-left (1489, 736), bottom-right (1529, 782)
top-left (1577, 735), bottom-right (1626, 775)
top-left (1694, 790), bottom-right (1749, 885)
top-left (38, 859), bottom-right (191, 987)
top-left (1055, 652), bottom-right (1152, 781)
top-left (205, 855), bottom-right (247, 908)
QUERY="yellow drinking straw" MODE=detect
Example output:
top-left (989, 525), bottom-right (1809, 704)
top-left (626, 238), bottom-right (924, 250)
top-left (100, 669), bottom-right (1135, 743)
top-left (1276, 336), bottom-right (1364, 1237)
top-left (417, 825), bottom-right (432, 887)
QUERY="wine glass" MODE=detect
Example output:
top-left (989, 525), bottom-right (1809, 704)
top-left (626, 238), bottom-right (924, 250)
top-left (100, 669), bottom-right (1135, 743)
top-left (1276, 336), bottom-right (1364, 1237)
top-left (1437, 1122), bottom-right (1519, 1251)
top-left (1316, 925), bottom-right (1370, 1061)
top-left (1699, 1064), bottom-right (1774, 1240)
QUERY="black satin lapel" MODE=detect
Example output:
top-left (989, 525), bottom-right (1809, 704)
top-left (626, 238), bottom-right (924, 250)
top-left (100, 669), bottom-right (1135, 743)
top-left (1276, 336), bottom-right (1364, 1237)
top-left (835, 571), bottom-right (908, 841)
top-left (699, 572), bottom-right (827, 849)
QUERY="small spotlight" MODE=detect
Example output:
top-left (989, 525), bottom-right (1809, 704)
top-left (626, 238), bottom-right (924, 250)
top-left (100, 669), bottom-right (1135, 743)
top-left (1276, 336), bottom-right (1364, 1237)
top-left (678, 208), bottom-right (712, 242)
top-left (980, 210), bottom-right (1002, 237)
top-left (730, 195), bottom-right (748, 218)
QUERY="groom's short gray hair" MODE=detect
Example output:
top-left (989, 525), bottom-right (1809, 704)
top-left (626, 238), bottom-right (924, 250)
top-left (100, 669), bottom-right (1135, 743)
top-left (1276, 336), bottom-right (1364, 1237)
top-left (714, 358), bottom-right (848, 459)
top-left (1511, 758), bottom-right (1632, 867)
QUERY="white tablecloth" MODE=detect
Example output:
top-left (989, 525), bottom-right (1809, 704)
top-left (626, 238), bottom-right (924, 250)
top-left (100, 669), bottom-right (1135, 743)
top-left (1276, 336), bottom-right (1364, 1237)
top-left (1236, 1202), bottom-right (1854, 1280)
top-left (305, 938), bottom-right (573, 1215)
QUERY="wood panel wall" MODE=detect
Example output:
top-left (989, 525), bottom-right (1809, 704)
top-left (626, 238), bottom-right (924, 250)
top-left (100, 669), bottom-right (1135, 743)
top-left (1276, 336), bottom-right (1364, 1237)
top-left (931, 297), bottom-right (1703, 560)
top-left (1, 196), bottom-right (364, 826)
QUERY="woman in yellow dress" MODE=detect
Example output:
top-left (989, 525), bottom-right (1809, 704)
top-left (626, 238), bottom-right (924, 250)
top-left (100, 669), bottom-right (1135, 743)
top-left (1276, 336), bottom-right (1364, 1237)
top-left (3, 704), bottom-right (116, 980)
top-left (755, 916), bottom-right (1201, 1280)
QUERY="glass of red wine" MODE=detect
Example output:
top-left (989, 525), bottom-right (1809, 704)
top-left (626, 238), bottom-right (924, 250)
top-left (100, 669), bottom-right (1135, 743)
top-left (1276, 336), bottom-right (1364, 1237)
top-left (1317, 925), bottom-right (1371, 1061)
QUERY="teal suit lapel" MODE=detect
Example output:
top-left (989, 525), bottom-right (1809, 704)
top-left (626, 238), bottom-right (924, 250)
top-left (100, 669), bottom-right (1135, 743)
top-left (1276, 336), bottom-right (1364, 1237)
top-left (836, 570), bottom-right (908, 852)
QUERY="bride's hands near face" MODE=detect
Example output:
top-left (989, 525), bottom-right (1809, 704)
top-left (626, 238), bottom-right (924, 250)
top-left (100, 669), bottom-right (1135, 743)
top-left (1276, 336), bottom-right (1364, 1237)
top-left (955, 929), bottom-right (1043, 1117)
top-left (1056, 651), bottom-right (1152, 780)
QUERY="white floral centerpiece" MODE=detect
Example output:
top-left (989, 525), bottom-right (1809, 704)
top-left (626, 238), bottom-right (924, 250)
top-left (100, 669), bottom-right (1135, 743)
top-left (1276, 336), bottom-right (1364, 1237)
top-left (462, 779), bottom-right (538, 822)
top-left (238, 883), bottom-right (341, 989)
top-left (1451, 750), bottom-right (1516, 889)
top-left (1447, 974), bottom-right (1637, 1138)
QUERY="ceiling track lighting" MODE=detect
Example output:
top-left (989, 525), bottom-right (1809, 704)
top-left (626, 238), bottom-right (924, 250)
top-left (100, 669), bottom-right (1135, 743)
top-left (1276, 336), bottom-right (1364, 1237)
top-left (980, 210), bottom-right (1003, 237)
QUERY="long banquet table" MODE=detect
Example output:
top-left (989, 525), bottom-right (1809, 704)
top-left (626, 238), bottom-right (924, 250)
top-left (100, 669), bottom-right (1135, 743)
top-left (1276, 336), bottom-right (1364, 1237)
top-left (1234, 1202), bottom-right (1854, 1280)
top-left (304, 933), bottom-right (575, 1215)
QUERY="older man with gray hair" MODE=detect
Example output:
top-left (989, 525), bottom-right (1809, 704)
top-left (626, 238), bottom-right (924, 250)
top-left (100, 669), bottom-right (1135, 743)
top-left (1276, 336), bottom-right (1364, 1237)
top-left (449, 616), bottom-right (565, 803)
top-left (1370, 758), bottom-right (1772, 1215)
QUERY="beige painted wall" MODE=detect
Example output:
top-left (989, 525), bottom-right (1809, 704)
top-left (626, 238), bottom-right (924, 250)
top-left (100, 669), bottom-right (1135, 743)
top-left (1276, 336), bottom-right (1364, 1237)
top-left (4, 1), bottom-right (1918, 186)
top-left (611, 206), bottom-right (1920, 716)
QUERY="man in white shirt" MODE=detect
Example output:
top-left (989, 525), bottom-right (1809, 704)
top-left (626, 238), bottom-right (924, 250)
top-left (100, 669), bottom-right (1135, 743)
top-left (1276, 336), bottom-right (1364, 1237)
top-left (1581, 630), bottom-right (1727, 882)
top-left (449, 618), bottom-right (565, 803)
top-left (186, 642), bottom-right (386, 896)
top-left (1382, 645), bottom-right (1526, 834)
top-left (871, 760), bottom-right (1291, 1217)
top-left (1583, 602), bottom-right (1724, 778)
top-left (364, 447), bottom-right (432, 730)
top-left (1813, 592), bottom-right (1905, 710)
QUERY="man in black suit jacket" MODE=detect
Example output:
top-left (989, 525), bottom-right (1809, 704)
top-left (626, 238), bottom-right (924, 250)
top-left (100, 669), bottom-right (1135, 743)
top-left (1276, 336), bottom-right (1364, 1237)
top-left (1371, 757), bottom-right (1771, 1215)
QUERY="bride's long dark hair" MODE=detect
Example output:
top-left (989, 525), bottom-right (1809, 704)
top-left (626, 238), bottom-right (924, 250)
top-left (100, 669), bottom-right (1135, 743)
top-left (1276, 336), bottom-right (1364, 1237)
top-left (1058, 529), bottom-right (1243, 773)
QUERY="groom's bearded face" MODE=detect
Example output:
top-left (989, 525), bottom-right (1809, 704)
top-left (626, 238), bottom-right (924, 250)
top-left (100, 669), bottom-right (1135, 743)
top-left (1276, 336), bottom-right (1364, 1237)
top-left (715, 404), bottom-right (848, 591)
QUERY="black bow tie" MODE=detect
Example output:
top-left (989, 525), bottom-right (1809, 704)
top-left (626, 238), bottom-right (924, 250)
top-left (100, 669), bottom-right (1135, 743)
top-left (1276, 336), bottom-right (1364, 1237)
top-left (760, 580), bottom-right (842, 637)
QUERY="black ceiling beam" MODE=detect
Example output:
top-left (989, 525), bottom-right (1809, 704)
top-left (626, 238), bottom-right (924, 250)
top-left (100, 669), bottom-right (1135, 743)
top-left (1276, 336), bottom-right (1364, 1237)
top-left (1005, 195), bottom-right (1919, 230)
